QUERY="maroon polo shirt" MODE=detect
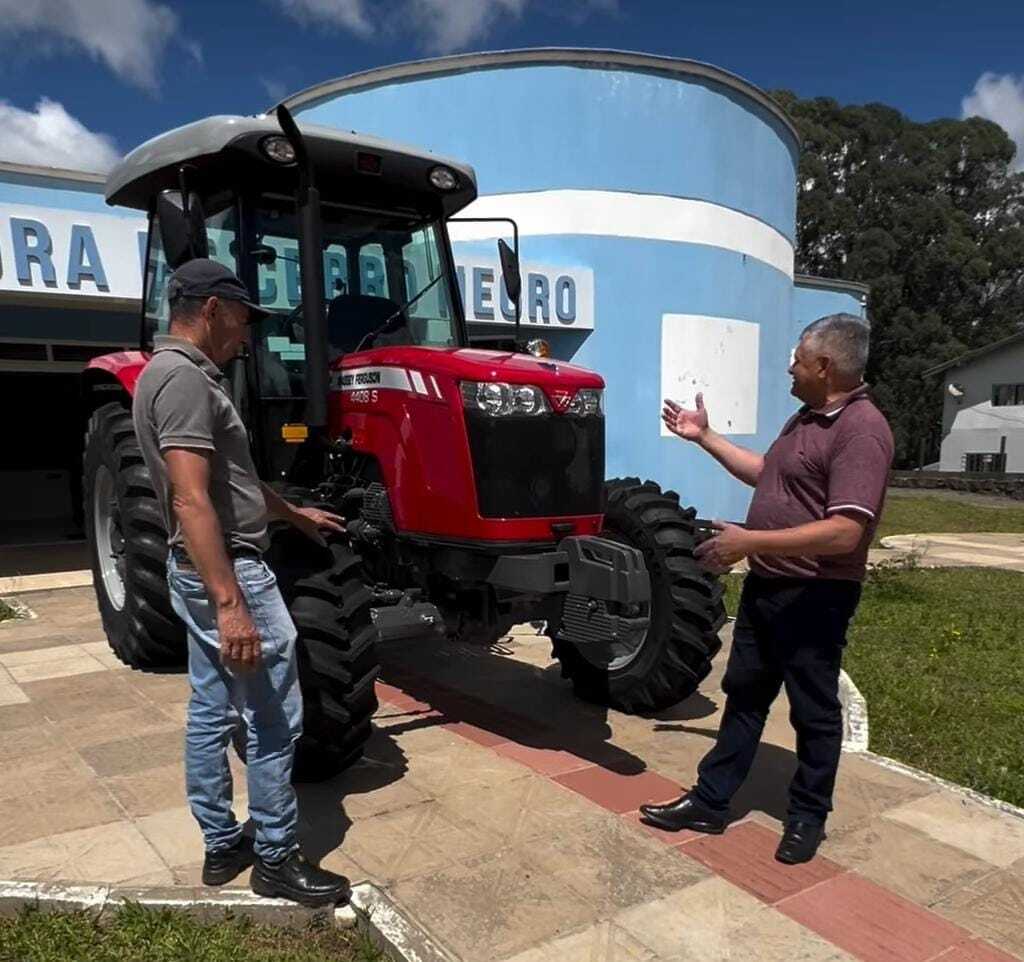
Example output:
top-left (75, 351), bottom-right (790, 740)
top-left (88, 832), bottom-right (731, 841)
top-left (746, 384), bottom-right (894, 582)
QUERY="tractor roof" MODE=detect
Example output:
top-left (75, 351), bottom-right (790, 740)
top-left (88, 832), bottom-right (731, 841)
top-left (105, 114), bottom-right (478, 218)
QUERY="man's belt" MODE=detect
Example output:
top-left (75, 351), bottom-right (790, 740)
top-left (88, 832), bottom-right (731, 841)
top-left (171, 545), bottom-right (262, 570)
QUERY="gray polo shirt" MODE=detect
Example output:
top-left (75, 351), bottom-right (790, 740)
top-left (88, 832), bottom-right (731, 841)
top-left (132, 335), bottom-right (269, 555)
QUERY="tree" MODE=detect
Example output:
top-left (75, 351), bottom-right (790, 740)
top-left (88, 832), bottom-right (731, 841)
top-left (772, 91), bottom-right (1024, 465)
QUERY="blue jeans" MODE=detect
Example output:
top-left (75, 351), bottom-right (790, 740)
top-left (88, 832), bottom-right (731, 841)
top-left (168, 555), bottom-right (303, 862)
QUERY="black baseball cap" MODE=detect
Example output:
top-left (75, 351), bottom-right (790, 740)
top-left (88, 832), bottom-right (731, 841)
top-left (166, 258), bottom-right (269, 318)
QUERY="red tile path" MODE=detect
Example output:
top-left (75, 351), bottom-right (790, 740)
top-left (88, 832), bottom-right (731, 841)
top-left (374, 676), bottom-right (1020, 962)
top-left (779, 873), bottom-right (974, 962)
top-left (492, 740), bottom-right (592, 777)
top-left (553, 765), bottom-right (682, 814)
top-left (683, 820), bottom-right (845, 905)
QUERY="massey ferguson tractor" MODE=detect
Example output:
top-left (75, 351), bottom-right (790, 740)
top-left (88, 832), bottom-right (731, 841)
top-left (81, 108), bottom-right (725, 780)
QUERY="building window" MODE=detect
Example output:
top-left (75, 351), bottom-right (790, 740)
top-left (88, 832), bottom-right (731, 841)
top-left (992, 383), bottom-right (1024, 406)
top-left (964, 452), bottom-right (1007, 473)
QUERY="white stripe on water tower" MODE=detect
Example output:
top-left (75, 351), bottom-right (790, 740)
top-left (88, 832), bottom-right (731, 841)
top-left (449, 189), bottom-right (794, 279)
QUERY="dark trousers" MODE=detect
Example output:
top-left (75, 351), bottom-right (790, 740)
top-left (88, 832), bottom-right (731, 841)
top-left (694, 574), bottom-right (861, 825)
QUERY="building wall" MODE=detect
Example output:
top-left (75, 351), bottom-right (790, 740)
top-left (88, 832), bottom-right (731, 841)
top-left (792, 281), bottom-right (867, 331)
top-left (939, 340), bottom-right (1024, 472)
top-left (290, 53), bottom-right (801, 522)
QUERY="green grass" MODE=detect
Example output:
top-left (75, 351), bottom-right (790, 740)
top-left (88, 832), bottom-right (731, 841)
top-left (0, 599), bottom-right (17, 623)
top-left (0, 903), bottom-right (386, 962)
top-left (875, 494), bottom-right (1024, 543)
top-left (721, 568), bottom-right (1024, 807)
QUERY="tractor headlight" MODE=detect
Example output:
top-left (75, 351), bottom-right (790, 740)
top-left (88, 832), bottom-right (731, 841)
top-left (429, 165), bottom-right (459, 191)
top-left (460, 381), bottom-right (551, 417)
top-left (567, 388), bottom-right (603, 417)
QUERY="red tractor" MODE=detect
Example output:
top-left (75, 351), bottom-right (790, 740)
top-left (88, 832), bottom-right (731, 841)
top-left (82, 108), bottom-right (725, 780)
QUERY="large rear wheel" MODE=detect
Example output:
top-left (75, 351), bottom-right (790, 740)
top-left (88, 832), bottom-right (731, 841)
top-left (83, 402), bottom-right (186, 670)
top-left (553, 477), bottom-right (725, 713)
top-left (268, 530), bottom-right (380, 782)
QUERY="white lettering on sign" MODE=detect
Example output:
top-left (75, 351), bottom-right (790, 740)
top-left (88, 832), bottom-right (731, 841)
top-left (0, 203), bottom-right (146, 299)
top-left (0, 205), bottom-right (595, 332)
top-left (454, 256), bottom-right (594, 331)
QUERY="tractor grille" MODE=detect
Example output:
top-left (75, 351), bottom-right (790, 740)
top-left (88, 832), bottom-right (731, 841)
top-left (464, 412), bottom-right (604, 518)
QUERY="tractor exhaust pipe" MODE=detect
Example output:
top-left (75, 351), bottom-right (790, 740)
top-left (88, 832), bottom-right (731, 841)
top-left (276, 105), bottom-right (328, 431)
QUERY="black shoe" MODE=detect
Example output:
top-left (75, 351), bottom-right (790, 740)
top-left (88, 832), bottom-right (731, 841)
top-left (775, 821), bottom-right (825, 864)
top-left (202, 835), bottom-right (255, 886)
top-left (638, 792), bottom-right (727, 834)
top-left (251, 851), bottom-right (351, 908)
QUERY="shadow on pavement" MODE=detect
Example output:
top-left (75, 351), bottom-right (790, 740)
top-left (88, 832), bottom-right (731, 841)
top-left (376, 638), bottom-right (720, 779)
top-left (295, 728), bottom-right (409, 863)
top-left (293, 636), bottom-right (797, 858)
top-left (651, 722), bottom-right (797, 824)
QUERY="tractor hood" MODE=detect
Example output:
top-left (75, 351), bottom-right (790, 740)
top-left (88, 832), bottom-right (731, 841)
top-left (334, 345), bottom-right (604, 390)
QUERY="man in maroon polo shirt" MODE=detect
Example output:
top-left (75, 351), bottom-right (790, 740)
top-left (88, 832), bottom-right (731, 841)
top-left (640, 313), bottom-right (893, 864)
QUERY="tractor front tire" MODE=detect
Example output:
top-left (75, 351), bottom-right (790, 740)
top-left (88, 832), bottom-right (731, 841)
top-left (83, 402), bottom-right (186, 670)
top-left (553, 477), bottom-right (725, 714)
top-left (268, 530), bottom-right (380, 782)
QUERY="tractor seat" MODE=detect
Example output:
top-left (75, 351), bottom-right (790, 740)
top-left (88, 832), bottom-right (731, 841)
top-left (327, 293), bottom-right (406, 353)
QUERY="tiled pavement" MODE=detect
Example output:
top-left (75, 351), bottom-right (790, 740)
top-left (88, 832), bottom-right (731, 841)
top-left (1, 587), bottom-right (1023, 961)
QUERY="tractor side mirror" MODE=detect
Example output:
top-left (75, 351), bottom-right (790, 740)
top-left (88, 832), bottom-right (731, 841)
top-left (497, 238), bottom-right (521, 305)
top-left (156, 189), bottom-right (209, 269)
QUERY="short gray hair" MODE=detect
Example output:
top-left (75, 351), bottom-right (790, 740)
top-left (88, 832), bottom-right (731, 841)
top-left (800, 313), bottom-right (870, 381)
top-left (168, 294), bottom-right (205, 326)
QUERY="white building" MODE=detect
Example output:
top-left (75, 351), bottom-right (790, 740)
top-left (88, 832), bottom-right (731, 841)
top-left (927, 332), bottom-right (1024, 473)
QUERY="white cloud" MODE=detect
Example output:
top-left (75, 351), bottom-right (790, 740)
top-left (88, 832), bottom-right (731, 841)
top-left (962, 72), bottom-right (1024, 172)
top-left (276, 0), bottom-right (374, 37)
top-left (0, 0), bottom-right (180, 91)
top-left (0, 98), bottom-right (121, 173)
top-left (275, 0), bottom-right (615, 54)
top-left (261, 76), bottom-right (289, 104)
top-left (401, 0), bottom-right (527, 54)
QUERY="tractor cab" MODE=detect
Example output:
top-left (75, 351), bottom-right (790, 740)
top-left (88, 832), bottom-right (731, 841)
top-left (111, 112), bottom-right (486, 482)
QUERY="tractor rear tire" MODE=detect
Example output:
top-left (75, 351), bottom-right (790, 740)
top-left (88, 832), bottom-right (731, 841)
top-left (553, 477), bottom-right (725, 714)
top-left (268, 530), bottom-right (380, 782)
top-left (83, 402), bottom-right (186, 670)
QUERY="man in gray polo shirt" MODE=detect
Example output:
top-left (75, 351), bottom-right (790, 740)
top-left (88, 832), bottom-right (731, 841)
top-left (641, 313), bottom-right (893, 864)
top-left (133, 258), bottom-right (349, 906)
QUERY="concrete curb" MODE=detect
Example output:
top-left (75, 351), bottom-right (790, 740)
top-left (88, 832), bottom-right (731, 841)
top-left (838, 669), bottom-right (870, 753)
top-left (352, 884), bottom-right (458, 962)
top-left (838, 671), bottom-right (1024, 824)
top-left (0, 878), bottom-right (454, 959)
top-left (863, 752), bottom-right (1024, 823)
top-left (0, 570), bottom-right (93, 595)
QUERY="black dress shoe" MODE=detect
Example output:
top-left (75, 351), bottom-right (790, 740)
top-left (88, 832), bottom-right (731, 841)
top-left (775, 821), bottom-right (825, 864)
top-left (638, 793), bottom-right (727, 834)
top-left (202, 835), bottom-right (255, 886)
top-left (251, 851), bottom-right (350, 907)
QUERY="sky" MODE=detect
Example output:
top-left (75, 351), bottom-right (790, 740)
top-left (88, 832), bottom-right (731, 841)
top-left (0, 0), bottom-right (1022, 174)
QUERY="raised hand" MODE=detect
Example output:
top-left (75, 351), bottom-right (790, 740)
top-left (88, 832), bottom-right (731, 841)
top-left (662, 392), bottom-right (709, 442)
